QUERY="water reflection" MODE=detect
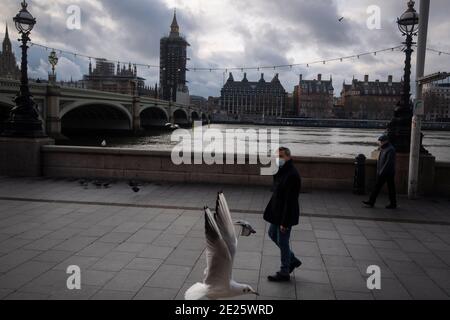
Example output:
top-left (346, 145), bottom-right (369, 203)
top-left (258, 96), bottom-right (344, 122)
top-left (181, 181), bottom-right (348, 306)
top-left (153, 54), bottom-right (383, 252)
top-left (59, 124), bottom-right (450, 162)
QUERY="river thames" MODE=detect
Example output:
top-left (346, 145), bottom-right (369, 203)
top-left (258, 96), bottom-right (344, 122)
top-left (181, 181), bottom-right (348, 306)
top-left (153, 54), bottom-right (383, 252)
top-left (59, 124), bottom-right (450, 162)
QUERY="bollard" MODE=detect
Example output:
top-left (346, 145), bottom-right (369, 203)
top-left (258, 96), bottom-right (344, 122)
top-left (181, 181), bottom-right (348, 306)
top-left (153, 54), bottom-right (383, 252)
top-left (353, 154), bottom-right (366, 195)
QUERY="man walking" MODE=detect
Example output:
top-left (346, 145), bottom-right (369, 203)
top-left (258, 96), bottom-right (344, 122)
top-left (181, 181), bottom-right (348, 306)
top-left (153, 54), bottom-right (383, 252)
top-left (264, 147), bottom-right (302, 282)
top-left (363, 134), bottom-right (397, 209)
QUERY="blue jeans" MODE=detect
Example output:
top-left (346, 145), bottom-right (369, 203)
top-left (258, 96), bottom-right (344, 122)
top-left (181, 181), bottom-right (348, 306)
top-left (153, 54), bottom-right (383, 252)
top-left (268, 224), bottom-right (300, 275)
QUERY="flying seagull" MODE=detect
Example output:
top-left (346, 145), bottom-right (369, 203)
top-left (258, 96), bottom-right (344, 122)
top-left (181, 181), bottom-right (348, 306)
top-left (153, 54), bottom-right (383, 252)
top-left (185, 192), bottom-right (259, 300)
top-left (338, 17), bottom-right (344, 22)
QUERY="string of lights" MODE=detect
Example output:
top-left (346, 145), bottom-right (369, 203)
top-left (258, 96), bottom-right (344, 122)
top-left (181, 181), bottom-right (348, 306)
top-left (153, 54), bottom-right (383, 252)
top-left (27, 41), bottom-right (450, 73)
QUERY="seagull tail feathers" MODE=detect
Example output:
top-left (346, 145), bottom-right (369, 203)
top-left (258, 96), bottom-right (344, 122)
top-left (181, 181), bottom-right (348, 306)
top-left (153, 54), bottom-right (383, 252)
top-left (185, 282), bottom-right (209, 300)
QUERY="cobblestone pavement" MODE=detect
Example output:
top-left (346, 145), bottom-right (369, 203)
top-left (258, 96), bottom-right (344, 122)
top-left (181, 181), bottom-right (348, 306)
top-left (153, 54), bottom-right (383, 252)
top-left (0, 176), bottom-right (449, 300)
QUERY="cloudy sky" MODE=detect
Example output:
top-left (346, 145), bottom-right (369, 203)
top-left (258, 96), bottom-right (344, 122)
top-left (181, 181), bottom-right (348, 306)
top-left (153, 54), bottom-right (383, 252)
top-left (1, 0), bottom-right (449, 97)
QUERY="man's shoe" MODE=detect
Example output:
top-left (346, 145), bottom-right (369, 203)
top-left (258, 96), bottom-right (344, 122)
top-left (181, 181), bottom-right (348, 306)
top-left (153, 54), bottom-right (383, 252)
top-left (267, 272), bottom-right (290, 282)
top-left (363, 201), bottom-right (374, 208)
top-left (289, 260), bottom-right (302, 273)
top-left (386, 204), bottom-right (397, 209)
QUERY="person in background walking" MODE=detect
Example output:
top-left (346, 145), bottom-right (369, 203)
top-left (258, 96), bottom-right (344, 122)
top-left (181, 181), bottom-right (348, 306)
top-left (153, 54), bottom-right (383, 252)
top-left (264, 147), bottom-right (302, 282)
top-left (363, 134), bottom-right (397, 209)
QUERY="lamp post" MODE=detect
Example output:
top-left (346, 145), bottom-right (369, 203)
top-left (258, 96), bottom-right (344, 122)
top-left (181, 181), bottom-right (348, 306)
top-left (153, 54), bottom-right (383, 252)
top-left (386, 0), bottom-right (419, 153)
top-left (2, 0), bottom-right (46, 138)
top-left (48, 50), bottom-right (58, 84)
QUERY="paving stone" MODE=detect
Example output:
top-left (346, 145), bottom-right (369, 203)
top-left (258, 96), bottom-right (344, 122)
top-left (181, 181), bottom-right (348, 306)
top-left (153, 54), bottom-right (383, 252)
top-left (165, 248), bottom-right (203, 267)
top-left (1, 179), bottom-right (450, 300)
top-left (234, 251), bottom-right (261, 270)
top-left (126, 258), bottom-right (163, 272)
top-left (32, 250), bottom-right (73, 263)
top-left (91, 289), bottom-right (135, 300)
top-left (258, 278), bottom-right (296, 299)
top-left (375, 248), bottom-right (412, 262)
top-left (295, 255), bottom-right (325, 271)
top-left (90, 251), bottom-right (136, 272)
top-left (0, 249), bottom-right (41, 273)
top-left (75, 242), bottom-right (116, 257)
top-left (396, 273), bottom-right (449, 300)
top-left (146, 265), bottom-right (192, 289)
top-left (138, 245), bottom-right (174, 259)
top-left (317, 239), bottom-right (350, 256)
top-left (296, 282), bottom-right (335, 300)
top-left (53, 236), bottom-right (97, 252)
top-left (103, 269), bottom-right (152, 292)
top-left (341, 235), bottom-right (370, 246)
top-left (335, 290), bottom-right (374, 300)
top-left (291, 241), bottom-right (321, 257)
top-left (345, 244), bottom-right (382, 261)
top-left (114, 242), bottom-right (148, 253)
top-left (327, 267), bottom-right (371, 293)
top-left (295, 269), bottom-right (330, 285)
top-left (126, 230), bottom-right (161, 244)
top-left (54, 255), bottom-right (100, 271)
top-left (82, 270), bottom-right (116, 286)
top-left (323, 255), bottom-right (355, 268)
top-left (98, 232), bottom-right (132, 244)
top-left (424, 268), bottom-right (450, 290)
top-left (134, 287), bottom-right (178, 300)
top-left (314, 230), bottom-right (341, 240)
top-left (5, 291), bottom-right (50, 300)
top-left (49, 285), bottom-right (101, 300)
top-left (373, 278), bottom-right (412, 300)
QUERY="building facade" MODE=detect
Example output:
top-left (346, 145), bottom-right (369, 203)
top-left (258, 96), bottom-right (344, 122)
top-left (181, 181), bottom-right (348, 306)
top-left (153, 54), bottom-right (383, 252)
top-left (293, 74), bottom-right (333, 118)
top-left (221, 73), bottom-right (287, 120)
top-left (423, 79), bottom-right (450, 122)
top-left (340, 75), bottom-right (403, 120)
top-left (82, 59), bottom-right (155, 96)
top-left (160, 10), bottom-right (190, 102)
top-left (0, 24), bottom-right (20, 80)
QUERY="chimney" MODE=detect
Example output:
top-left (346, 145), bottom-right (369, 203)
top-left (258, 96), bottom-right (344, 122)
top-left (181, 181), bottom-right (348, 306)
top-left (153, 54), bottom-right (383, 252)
top-left (299, 74), bottom-right (303, 83)
top-left (318, 74), bottom-right (322, 81)
top-left (388, 75), bottom-right (393, 84)
top-left (364, 75), bottom-right (369, 83)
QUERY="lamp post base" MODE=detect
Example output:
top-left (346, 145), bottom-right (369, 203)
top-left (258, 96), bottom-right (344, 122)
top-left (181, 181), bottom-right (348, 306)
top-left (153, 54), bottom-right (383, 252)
top-left (1, 119), bottom-right (47, 138)
top-left (0, 136), bottom-right (55, 177)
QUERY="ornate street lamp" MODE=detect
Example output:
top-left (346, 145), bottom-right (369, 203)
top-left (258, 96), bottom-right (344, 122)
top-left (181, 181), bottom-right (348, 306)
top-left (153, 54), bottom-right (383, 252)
top-left (48, 50), bottom-right (59, 78)
top-left (386, 1), bottom-right (419, 153)
top-left (2, 0), bottom-right (46, 138)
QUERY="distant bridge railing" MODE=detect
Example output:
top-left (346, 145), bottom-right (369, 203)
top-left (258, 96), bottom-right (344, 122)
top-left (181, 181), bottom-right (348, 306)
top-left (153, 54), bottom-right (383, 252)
top-left (0, 78), bottom-right (202, 112)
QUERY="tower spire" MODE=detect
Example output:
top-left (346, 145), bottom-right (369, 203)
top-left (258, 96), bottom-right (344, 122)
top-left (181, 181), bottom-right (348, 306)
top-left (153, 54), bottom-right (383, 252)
top-left (5, 22), bottom-right (9, 40)
top-left (3, 22), bottom-right (12, 52)
top-left (170, 8), bottom-right (179, 36)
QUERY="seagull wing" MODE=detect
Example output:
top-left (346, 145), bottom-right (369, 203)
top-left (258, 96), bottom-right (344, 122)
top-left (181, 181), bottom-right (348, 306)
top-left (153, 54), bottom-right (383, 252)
top-left (215, 192), bottom-right (238, 259)
top-left (203, 207), bottom-right (233, 288)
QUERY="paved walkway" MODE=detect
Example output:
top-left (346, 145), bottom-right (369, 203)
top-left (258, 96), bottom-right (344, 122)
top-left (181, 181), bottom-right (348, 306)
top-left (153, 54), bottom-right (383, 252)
top-left (0, 176), bottom-right (449, 300)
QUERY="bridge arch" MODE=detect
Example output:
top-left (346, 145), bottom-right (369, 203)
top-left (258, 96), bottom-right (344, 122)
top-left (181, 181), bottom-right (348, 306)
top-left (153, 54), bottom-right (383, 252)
top-left (60, 100), bottom-right (133, 131)
top-left (173, 108), bottom-right (189, 125)
top-left (191, 111), bottom-right (200, 121)
top-left (140, 105), bottom-right (170, 128)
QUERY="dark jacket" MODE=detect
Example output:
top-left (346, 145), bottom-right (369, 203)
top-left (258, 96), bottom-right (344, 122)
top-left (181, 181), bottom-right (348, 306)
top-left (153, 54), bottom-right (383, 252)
top-left (263, 159), bottom-right (301, 227)
top-left (377, 142), bottom-right (396, 177)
